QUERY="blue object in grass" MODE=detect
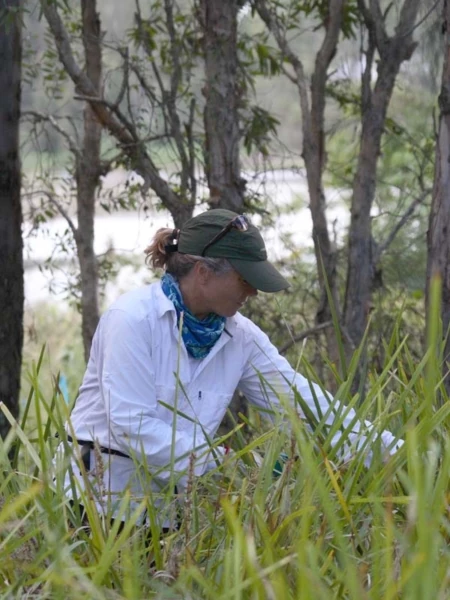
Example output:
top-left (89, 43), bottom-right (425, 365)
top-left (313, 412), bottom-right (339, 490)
top-left (272, 452), bottom-right (289, 478)
top-left (58, 373), bottom-right (69, 404)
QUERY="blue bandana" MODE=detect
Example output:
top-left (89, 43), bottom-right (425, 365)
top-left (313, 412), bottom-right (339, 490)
top-left (161, 273), bottom-right (226, 359)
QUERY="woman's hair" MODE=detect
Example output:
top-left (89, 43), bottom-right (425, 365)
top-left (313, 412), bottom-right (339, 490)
top-left (144, 227), bottom-right (233, 279)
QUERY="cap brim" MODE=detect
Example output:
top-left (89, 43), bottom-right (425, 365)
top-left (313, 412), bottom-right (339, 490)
top-left (229, 258), bottom-right (290, 293)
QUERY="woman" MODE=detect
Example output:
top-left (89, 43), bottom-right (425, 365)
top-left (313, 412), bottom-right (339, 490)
top-left (62, 209), bottom-right (401, 527)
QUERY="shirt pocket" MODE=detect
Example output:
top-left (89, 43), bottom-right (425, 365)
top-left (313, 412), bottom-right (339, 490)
top-left (188, 388), bottom-right (233, 435)
top-left (155, 385), bottom-right (232, 436)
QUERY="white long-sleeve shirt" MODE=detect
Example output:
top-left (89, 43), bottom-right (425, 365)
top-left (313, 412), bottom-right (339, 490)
top-left (62, 281), bottom-right (401, 519)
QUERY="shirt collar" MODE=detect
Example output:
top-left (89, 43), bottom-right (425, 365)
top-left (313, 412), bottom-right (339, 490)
top-left (155, 280), bottom-right (176, 318)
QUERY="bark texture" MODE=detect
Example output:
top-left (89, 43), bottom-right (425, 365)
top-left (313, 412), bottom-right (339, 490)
top-left (426, 0), bottom-right (450, 395)
top-left (0, 1), bottom-right (23, 438)
top-left (75, 0), bottom-right (102, 360)
top-left (200, 0), bottom-right (245, 211)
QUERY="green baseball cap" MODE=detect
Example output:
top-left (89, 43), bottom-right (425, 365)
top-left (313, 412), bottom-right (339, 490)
top-left (178, 209), bottom-right (290, 293)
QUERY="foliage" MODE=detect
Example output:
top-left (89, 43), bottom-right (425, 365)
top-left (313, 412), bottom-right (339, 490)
top-left (242, 106), bottom-right (281, 156)
top-left (2, 296), bottom-right (450, 597)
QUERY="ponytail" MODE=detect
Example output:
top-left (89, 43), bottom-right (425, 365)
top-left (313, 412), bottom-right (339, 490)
top-left (144, 228), bottom-right (179, 270)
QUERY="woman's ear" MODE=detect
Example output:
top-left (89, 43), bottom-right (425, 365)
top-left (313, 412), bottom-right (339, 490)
top-left (193, 260), bottom-right (212, 285)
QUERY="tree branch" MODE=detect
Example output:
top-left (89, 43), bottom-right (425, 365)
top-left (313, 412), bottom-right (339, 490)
top-left (40, 0), bottom-right (191, 224)
top-left (374, 188), bottom-right (431, 262)
top-left (133, 5), bottom-right (170, 127)
top-left (126, 57), bottom-right (162, 109)
top-left (23, 189), bottom-right (78, 238)
top-left (315, 0), bottom-right (344, 77)
top-left (186, 96), bottom-right (197, 204)
top-left (279, 321), bottom-right (332, 354)
top-left (365, 0), bottom-right (388, 55)
top-left (253, 0), bottom-right (311, 121)
top-left (360, 20), bottom-right (376, 112)
top-left (113, 46), bottom-right (129, 110)
top-left (396, 0), bottom-right (441, 41)
top-left (311, 0), bottom-right (344, 168)
top-left (22, 111), bottom-right (80, 158)
top-left (163, 0), bottom-right (191, 195)
top-left (395, 0), bottom-right (430, 40)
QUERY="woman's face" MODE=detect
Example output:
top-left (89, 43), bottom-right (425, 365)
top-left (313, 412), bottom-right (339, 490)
top-left (201, 268), bottom-right (258, 318)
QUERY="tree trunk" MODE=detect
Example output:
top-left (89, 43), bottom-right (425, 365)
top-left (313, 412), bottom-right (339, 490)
top-left (200, 0), bottom-right (245, 212)
top-left (199, 0), bottom-right (247, 433)
top-left (75, 0), bottom-right (102, 361)
top-left (254, 0), bottom-right (344, 373)
top-left (301, 0), bottom-right (343, 369)
top-left (343, 0), bottom-right (420, 352)
top-left (426, 0), bottom-right (450, 396)
top-left (0, 0), bottom-right (23, 438)
top-left (343, 66), bottom-right (397, 348)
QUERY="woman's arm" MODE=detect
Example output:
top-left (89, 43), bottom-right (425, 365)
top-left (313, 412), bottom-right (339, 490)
top-left (237, 320), bottom-right (402, 463)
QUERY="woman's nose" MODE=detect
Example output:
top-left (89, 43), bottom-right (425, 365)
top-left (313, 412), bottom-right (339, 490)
top-left (246, 283), bottom-right (258, 297)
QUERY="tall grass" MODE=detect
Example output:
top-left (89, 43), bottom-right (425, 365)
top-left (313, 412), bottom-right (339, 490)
top-left (1, 299), bottom-right (450, 598)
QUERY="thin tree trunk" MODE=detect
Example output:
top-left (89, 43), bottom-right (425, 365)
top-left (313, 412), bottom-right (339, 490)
top-left (301, 0), bottom-right (343, 366)
top-left (200, 0), bottom-right (245, 211)
top-left (343, 64), bottom-right (398, 347)
top-left (254, 0), bottom-right (344, 371)
top-left (0, 0), bottom-right (23, 437)
top-left (426, 0), bottom-right (450, 396)
top-left (199, 0), bottom-right (247, 430)
top-left (343, 0), bottom-right (420, 352)
top-left (75, 0), bottom-right (102, 361)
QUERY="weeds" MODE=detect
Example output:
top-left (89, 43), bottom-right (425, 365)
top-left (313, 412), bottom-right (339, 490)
top-left (1, 301), bottom-right (450, 599)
